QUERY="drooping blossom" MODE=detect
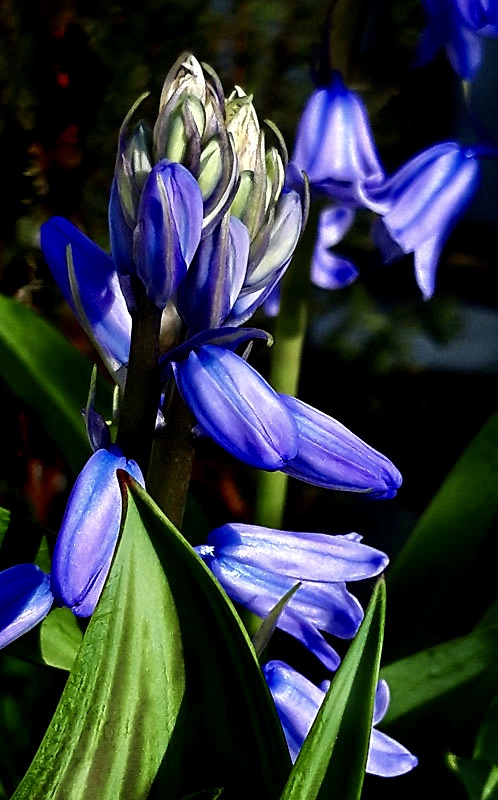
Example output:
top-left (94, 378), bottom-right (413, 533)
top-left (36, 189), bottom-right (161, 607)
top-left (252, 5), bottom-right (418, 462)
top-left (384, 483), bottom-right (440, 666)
top-left (367, 142), bottom-right (480, 299)
top-left (263, 660), bottom-right (418, 776)
top-left (196, 525), bottom-right (388, 670)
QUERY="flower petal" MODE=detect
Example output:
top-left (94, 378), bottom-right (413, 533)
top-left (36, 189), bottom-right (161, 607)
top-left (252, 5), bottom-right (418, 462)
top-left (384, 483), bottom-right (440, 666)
top-left (0, 564), bottom-right (53, 649)
top-left (280, 394), bottom-right (402, 497)
top-left (172, 345), bottom-right (298, 469)
top-left (51, 448), bottom-right (144, 617)
top-left (367, 729), bottom-right (419, 777)
top-left (40, 216), bottom-right (132, 377)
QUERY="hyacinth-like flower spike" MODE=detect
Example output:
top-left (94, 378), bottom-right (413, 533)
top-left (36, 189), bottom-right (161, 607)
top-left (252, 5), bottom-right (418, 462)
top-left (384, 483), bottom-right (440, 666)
top-left (51, 447), bottom-right (144, 617)
top-left (196, 524), bottom-right (388, 670)
top-left (0, 564), bottom-right (54, 649)
top-left (290, 70), bottom-right (384, 205)
top-left (279, 395), bottom-right (402, 498)
top-left (367, 142), bottom-right (480, 299)
top-left (40, 216), bottom-right (132, 384)
top-left (263, 660), bottom-right (418, 776)
top-left (417, 0), bottom-right (498, 79)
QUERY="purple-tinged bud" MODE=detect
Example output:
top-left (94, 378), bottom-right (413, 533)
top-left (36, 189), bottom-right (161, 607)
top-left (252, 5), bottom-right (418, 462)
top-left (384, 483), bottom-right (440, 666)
top-left (197, 525), bottom-right (388, 669)
top-left (280, 395), bottom-right (402, 498)
top-left (369, 142), bottom-right (480, 299)
top-left (51, 448), bottom-right (144, 617)
top-left (291, 71), bottom-right (384, 205)
top-left (0, 564), bottom-right (53, 649)
top-left (171, 345), bottom-right (298, 470)
top-left (263, 661), bottom-right (418, 775)
top-left (133, 159), bottom-right (204, 308)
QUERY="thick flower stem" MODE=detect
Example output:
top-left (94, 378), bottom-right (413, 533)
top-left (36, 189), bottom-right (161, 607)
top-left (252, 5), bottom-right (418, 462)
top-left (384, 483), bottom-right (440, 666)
top-left (147, 386), bottom-right (196, 531)
top-left (116, 290), bottom-right (163, 475)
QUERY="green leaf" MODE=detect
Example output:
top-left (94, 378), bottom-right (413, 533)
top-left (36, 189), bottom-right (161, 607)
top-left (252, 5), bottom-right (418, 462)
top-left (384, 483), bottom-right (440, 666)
top-left (0, 294), bottom-right (112, 474)
top-left (279, 578), bottom-right (386, 800)
top-left (474, 694), bottom-right (498, 765)
top-left (447, 754), bottom-right (498, 800)
top-left (39, 608), bottom-right (83, 672)
top-left (380, 626), bottom-right (498, 724)
top-left (252, 582), bottom-right (301, 658)
top-left (13, 476), bottom-right (290, 800)
top-left (387, 408), bottom-right (498, 656)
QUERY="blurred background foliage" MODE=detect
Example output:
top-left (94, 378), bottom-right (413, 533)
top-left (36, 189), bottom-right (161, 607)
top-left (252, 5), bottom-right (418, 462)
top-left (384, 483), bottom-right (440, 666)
top-left (0, 0), bottom-right (498, 798)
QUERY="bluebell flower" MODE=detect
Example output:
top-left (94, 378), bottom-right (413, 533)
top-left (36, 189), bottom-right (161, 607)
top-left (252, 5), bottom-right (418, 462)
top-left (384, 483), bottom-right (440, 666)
top-left (196, 525), bottom-right (387, 670)
top-left (290, 71), bottom-right (384, 206)
top-left (417, 0), bottom-right (498, 79)
top-left (367, 142), bottom-right (480, 299)
top-left (51, 447), bottom-right (144, 617)
top-left (167, 340), bottom-right (401, 494)
top-left (279, 395), bottom-right (402, 498)
top-left (0, 564), bottom-right (53, 649)
top-left (263, 660), bottom-right (418, 776)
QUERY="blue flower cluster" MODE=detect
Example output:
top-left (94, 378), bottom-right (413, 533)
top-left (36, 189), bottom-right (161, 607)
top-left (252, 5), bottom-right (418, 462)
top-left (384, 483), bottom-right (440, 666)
top-left (0, 52), bottom-right (418, 776)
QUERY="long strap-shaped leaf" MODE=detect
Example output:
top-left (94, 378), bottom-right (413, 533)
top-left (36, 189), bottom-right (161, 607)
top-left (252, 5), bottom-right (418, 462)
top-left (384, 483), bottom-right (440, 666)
top-left (0, 294), bottom-right (112, 474)
top-left (279, 578), bottom-right (386, 800)
top-left (387, 408), bottom-right (498, 657)
top-left (12, 475), bottom-right (290, 800)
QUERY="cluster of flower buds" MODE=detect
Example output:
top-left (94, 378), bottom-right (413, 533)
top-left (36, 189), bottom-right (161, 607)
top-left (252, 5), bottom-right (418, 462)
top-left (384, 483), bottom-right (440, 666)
top-left (109, 52), bottom-right (306, 331)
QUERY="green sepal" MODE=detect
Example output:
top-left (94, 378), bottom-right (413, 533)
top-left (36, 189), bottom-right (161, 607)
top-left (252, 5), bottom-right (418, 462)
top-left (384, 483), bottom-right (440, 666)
top-left (447, 754), bottom-right (498, 800)
top-left (279, 578), bottom-right (386, 800)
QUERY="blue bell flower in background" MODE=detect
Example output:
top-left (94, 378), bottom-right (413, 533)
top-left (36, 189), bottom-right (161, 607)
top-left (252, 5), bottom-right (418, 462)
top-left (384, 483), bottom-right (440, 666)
top-left (279, 395), bottom-right (402, 498)
top-left (51, 447), bottom-right (144, 618)
top-left (417, 0), bottom-right (498, 79)
top-left (196, 526), bottom-right (388, 671)
top-left (0, 564), bottom-right (53, 649)
top-left (367, 142), bottom-right (480, 299)
top-left (290, 71), bottom-right (384, 206)
top-left (310, 206), bottom-right (359, 290)
top-left (263, 660), bottom-right (418, 776)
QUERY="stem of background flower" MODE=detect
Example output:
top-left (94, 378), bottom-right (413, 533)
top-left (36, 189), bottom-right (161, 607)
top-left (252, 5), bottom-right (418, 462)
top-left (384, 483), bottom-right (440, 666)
top-left (116, 288), bottom-right (162, 476)
top-left (147, 386), bottom-right (195, 530)
top-left (254, 209), bottom-right (318, 528)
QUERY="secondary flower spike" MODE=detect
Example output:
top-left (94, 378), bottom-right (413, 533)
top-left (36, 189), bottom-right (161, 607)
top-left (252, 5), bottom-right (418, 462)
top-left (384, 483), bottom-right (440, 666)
top-left (0, 564), bottom-right (53, 649)
top-left (196, 525), bottom-right (388, 670)
top-left (263, 660), bottom-right (418, 776)
top-left (368, 142), bottom-right (480, 299)
top-left (51, 447), bottom-right (144, 617)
